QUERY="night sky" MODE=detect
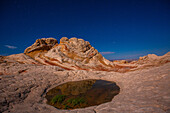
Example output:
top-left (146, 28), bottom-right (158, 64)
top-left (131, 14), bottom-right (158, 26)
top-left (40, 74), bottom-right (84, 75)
top-left (0, 0), bottom-right (170, 60)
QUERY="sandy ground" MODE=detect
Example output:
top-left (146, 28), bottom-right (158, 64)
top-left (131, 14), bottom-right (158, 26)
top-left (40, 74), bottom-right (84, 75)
top-left (0, 63), bottom-right (170, 113)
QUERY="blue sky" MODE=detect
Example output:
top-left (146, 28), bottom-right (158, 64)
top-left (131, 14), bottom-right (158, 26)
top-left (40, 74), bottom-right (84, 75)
top-left (0, 0), bottom-right (169, 59)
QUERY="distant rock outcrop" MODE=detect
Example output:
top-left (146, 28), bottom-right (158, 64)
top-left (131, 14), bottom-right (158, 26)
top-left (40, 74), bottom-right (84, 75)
top-left (113, 60), bottom-right (128, 64)
top-left (130, 52), bottom-right (170, 66)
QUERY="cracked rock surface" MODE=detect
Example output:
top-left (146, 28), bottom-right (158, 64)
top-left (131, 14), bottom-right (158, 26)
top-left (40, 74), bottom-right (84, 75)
top-left (0, 62), bottom-right (169, 113)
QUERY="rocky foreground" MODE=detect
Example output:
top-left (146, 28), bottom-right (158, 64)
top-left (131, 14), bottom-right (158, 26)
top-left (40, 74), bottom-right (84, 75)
top-left (0, 37), bottom-right (170, 113)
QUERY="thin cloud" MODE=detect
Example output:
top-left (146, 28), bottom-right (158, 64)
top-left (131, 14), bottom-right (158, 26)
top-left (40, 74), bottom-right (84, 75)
top-left (100, 52), bottom-right (115, 55)
top-left (4, 45), bottom-right (17, 49)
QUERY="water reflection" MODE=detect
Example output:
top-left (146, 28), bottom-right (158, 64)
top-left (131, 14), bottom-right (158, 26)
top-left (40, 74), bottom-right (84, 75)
top-left (59, 80), bottom-right (96, 95)
top-left (45, 79), bottom-right (120, 109)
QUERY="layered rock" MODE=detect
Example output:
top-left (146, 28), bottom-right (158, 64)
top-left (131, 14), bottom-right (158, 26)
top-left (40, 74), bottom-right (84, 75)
top-left (38, 37), bottom-right (114, 71)
top-left (129, 52), bottom-right (170, 67)
top-left (0, 53), bottom-right (39, 65)
top-left (24, 38), bottom-right (58, 58)
top-left (137, 52), bottom-right (170, 65)
top-left (113, 60), bottom-right (128, 64)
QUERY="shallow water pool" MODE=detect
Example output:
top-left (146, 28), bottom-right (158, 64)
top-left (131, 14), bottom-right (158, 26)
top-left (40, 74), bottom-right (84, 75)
top-left (45, 79), bottom-right (120, 109)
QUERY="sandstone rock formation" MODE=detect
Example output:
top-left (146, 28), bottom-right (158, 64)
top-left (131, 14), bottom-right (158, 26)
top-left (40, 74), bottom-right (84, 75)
top-left (0, 53), bottom-right (40, 68)
top-left (137, 52), bottom-right (170, 65)
top-left (25, 37), bottom-right (115, 71)
top-left (0, 54), bottom-right (64, 75)
top-left (113, 60), bottom-right (128, 64)
top-left (5, 53), bottom-right (40, 64)
top-left (126, 52), bottom-right (170, 71)
top-left (24, 38), bottom-right (58, 58)
top-left (112, 52), bottom-right (170, 72)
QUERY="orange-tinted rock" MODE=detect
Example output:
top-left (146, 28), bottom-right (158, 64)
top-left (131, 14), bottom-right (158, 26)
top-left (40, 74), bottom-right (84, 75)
top-left (24, 38), bottom-right (58, 58)
top-left (113, 60), bottom-right (128, 64)
top-left (60, 37), bottom-right (69, 43)
top-left (43, 37), bottom-right (114, 71)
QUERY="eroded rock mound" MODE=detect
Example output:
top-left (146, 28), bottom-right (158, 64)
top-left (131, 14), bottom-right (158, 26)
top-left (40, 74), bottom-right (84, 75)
top-left (109, 52), bottom-right (170, 72)
top-left (0, 53), bottom-right (39, 66)
top-left (24, 38), bottom-right (58, 58)
top-left (38, 37), bottom-right (114, 71)
top-left (137, 52), bottom-right (170, 65)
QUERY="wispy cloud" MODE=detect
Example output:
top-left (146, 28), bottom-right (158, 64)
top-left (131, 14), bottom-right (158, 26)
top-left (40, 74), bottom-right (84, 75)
top-left (100, 52), bottom-right (115, 55)
top-left (4, 45), bottom-right (17, 49)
